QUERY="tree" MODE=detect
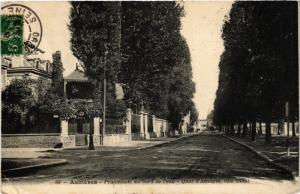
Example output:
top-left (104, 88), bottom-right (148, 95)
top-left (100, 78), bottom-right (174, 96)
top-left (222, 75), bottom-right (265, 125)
top-left (213, 2), bottom-right (298, 144)
top-left (167, 36), bottom-right (195, 130)
top-left (69, 2), bottom-right (121, 83)
top-left (121, 2), bottom-right (197, 132)
top-left (190, 104), bottom-right (199, 126)
top-left (69, 2), bottom-right (124, 114)
top-left (2, 79), bottom-right (37, 133)
top-left (69, 2), bottom-right (125, 148)
top-left (52, 51), bottom-right (64, 96)
top-left (121, 2), bottom-right (193, 122)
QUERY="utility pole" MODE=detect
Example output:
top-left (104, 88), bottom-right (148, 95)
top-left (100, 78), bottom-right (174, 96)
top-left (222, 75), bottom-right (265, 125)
top-left (102, 49), bottom-right (108, 145)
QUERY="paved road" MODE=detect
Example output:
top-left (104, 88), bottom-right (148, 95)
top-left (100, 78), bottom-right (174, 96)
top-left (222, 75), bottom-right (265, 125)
top-left (2, 132), bottom-right (293, 183)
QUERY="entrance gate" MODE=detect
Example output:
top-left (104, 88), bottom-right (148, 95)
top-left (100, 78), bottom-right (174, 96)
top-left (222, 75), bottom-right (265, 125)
top-left (68, 118), bottom-right (93, 146)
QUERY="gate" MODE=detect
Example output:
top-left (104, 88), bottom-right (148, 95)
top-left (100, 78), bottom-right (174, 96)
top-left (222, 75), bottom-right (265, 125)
top-left (69, 118), bottom-right (92, 146)
top-left (75, 134), bottom-right (87, 146)
top-left (147, 115), bottom-right (153, 132)
top-left (131, 114), bottom-right (140, 133)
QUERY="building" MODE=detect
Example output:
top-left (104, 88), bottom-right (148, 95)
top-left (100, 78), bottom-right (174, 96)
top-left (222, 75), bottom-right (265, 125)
top-left (1, 53), bottom-right (171, 148)
top-left (60, 65), bottom-right (102, 147)
top-left (197, 119), bottom-right (208, 132)
top-left (180, 111), bottom-right (191, 134)
top-left (1, 56), bottom-right (52, 90)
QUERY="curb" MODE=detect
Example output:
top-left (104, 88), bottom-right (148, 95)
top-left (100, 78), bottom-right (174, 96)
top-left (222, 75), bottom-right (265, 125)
top-left (2, 159), bottom-right (68, 175)
top-left (222, 134), bottom-right (295, 180)
top-left (58, 132), bottom-right (204, 152)
top-left (135, 132), bottom-right (204, 151)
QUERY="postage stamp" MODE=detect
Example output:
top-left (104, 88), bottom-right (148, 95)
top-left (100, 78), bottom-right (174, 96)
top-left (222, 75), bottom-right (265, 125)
top-left (1, 4), bottom-right (43, 55)
top-left (1, 15), bottom-right (23, 55)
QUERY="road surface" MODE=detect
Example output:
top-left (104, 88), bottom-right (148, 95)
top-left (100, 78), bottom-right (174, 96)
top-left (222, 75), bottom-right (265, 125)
top-left (2, 132), bottom-right (293, 183)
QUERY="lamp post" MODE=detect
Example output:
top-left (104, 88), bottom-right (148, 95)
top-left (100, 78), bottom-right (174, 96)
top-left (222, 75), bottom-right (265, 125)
top-left (87, 110), bottom-right (94, 150)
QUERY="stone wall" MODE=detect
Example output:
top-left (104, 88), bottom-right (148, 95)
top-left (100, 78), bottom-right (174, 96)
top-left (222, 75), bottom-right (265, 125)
top-left (2, 134), bottom-right (61, 148)
top-left (131, 133), bottom-right (144, 140)
top-left (103, 134), bottom-right (131, 146)
top-left (154, 119), bottom-right (167, 137)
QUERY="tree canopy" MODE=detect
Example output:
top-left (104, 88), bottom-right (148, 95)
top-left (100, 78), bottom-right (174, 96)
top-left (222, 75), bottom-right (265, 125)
top-left (121, 2), bottom-right (197, 129)
top-left (213, 1), bottom-right (298, 143)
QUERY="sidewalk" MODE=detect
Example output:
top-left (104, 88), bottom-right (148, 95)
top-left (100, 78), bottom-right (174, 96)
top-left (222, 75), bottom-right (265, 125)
top-left (2, 148), bottom-right (55, 159)
top-left (223, 133), bottom-right (299, 176)
top-left (2, 132), bottom-right (200, 174)
top-left (65, 132), bottom-right (200, 151)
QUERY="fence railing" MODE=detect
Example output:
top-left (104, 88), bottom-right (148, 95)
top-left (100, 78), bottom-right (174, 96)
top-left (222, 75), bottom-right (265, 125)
top-left (129, 110), bottom-right (169, 138)
top-left (105, 118), bottom-right (126, 134)
top-left (132, 114), bottom-right (140, 133)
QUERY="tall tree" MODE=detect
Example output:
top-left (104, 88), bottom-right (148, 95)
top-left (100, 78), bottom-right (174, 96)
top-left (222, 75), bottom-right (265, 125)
top-left (51, 51), bottom-right (64, 96)
top-left (69, 2), bottom-right (125, 120)
top-left (120, 2), bottom-right (189, 119)
top-left (121, 2), bottom-right (196, 131)
top-left (213, 1), bottom-right (298, 143)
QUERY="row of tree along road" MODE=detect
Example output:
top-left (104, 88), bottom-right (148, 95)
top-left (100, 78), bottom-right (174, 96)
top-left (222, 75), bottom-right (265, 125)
top-left (213, 2), bottom-right (298, 144)
top-left (68, 2), bottom-right (198, 132)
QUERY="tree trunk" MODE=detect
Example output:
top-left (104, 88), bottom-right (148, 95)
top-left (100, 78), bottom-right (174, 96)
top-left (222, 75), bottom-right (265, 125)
top-left (242, 122), bottom-right (247, 138)
top-left (259, 122), bottom-right (262, 134)
top-left (292, 119), bottom-right (296, 137)
top-left (277, 120), bottom-right (283, 135)
top-left (230, 124), bottom-right (234, 136)
top-left (237, 124), bottom-right (241, 137)
top-left (88, 118), bottom-right (94, 150)
top-left (251, 121), bottom-right (256, 141)
top-left (265, 121), bottom-right (272, 144)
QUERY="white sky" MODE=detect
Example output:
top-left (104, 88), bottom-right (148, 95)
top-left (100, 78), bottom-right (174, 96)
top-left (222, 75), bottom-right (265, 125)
top-left (181, 1), bottom-right (232, 119)
top-left (7, 1), bottom-right (232, 120)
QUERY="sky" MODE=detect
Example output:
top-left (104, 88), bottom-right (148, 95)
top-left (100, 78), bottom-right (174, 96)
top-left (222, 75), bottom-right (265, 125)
top-left (6, 1), bottom-right (232, 120)
top-left (181, 1), bottom-right (232, 119)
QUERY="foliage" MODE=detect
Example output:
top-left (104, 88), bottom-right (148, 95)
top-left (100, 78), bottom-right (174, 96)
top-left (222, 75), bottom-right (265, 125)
top-left (69, 2), bottom-right (121, 82)
top-left (121, 2), bottom-right (196, 129)
top-left (69, 2), bottom-right (126, 120)
top-left (190, 104), bottom-right (199, 126)
top-left (51, 51), bottom-right (64, 96)
top-left (213, 1), bottom-right (298, 143)
top-left (37, 89), bottom-right (75, 120)
top-left (2, 79), bottom-right (37, 132)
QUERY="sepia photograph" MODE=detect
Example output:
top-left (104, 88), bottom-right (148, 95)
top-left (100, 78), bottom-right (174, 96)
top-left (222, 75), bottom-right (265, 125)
top-left (1, 1), bottom-right (299, 194)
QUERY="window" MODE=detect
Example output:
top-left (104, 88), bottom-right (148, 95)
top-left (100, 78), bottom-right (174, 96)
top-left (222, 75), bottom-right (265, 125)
top-left (36, 60), bottom-right (40, 69)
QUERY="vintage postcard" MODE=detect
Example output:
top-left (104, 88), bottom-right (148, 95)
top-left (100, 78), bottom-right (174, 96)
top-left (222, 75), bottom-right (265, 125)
top-left (1, 1), bottom-right (299, 194)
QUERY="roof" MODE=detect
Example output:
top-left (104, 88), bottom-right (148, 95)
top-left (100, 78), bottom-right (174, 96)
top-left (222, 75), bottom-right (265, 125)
top-left (1, 57), bottom-right (11, 68)
top-left (64, 68), bottom-right (89, 82)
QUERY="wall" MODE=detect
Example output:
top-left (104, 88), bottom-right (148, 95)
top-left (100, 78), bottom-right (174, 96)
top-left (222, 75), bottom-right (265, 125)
top-left (2, 134), bottom-right (61, 148)
top-left (154, 119), bottom-right (167, 137)
top-left (103, 134), bottom-right (131, 146)
top-left (131, 133), bottom-right (144, 140)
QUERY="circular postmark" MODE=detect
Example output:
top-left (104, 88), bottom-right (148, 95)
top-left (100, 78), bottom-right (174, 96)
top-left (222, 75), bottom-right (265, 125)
top-left (1, 3), bottom-right (43, 55)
